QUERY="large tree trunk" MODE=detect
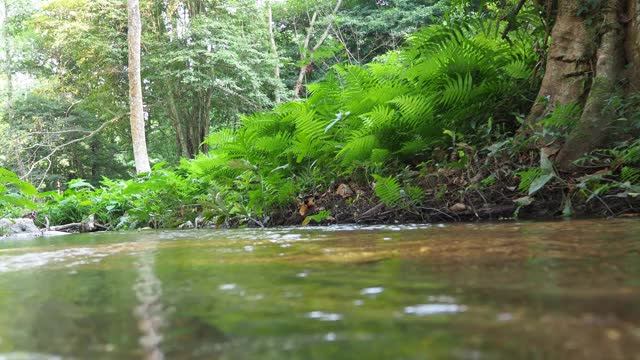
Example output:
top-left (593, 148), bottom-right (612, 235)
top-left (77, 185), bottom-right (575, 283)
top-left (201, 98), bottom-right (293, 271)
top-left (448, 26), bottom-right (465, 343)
top-left (525, 0), bottom-right (633, 171)
top-left (127, 0), bottom-right (151, 174)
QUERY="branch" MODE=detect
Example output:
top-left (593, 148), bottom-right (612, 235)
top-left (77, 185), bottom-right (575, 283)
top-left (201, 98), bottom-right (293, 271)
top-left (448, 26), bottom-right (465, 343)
top-left (29, 129), bottom-right (93, 135)
top-left (292, 0), bottom-right (343, 99)
top-left (212, 81), bottom-right (261, 110)
top-left (22, 113), bottom-right (127, 181)
top-left (311, 0), bottom-right (342, 53)
top-left (500, 0), bottom-right (526, 42)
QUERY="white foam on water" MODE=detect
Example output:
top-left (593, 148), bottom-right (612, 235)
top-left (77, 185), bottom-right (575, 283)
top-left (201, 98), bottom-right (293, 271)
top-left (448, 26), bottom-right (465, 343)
top-left (306, 311), bottom-right (343, 321)
top-left (404, 304), bottom-right (468, 316)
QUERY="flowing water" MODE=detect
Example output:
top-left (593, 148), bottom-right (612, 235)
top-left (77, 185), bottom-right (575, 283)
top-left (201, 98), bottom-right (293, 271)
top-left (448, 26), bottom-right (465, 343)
top-left (0, 219), bottom-right (639, 359)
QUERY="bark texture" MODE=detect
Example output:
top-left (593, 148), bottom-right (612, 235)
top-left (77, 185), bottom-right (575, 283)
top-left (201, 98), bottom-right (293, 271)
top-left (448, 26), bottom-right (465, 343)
top-left (555, 0), bottom-right (626, 168)
top-left (527, 0), bottom-right (633, 171)
top-left (128, 0), bottom-right (151, 173)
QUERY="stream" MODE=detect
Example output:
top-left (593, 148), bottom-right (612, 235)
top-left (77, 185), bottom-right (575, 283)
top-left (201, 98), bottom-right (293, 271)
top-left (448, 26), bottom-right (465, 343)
top-left (0, 219), bottom-right (639, 359)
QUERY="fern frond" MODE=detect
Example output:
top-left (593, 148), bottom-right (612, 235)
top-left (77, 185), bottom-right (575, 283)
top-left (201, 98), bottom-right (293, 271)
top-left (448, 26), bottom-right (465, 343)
top-left (205, 128), bottom-right (235, 150)
top-left (362, 105), bottom-right (396, 130)
top-left (372, 174), bottom-right (402, 207)
top-left (389, 95), bottom-right (433, 129)
top-left (517, 168), bottom-right (542, 193)
top-left (397, 136), bottom-right (428, 156)
top-left (337, 134), bottom-right (378, 164)
top-left (503, 60), bottom-right (531, 79)
top-left (440, 73), bottom-right (473, 107)
top-left (621, 166), bottom-right (640, 184)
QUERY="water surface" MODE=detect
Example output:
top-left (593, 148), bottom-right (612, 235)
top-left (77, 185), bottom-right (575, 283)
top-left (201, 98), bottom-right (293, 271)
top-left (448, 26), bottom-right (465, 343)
top-left (0, 219), bottom-right (639, 359)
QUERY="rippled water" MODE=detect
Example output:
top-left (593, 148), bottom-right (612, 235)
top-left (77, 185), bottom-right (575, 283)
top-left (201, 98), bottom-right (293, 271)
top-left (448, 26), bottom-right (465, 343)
top-left (0, 219), bottom-right (639, 359)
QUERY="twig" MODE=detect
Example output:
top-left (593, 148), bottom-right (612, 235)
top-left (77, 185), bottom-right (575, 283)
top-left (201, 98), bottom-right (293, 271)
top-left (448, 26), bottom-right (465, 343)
top-left (418, 207), bottom-right (458, 221)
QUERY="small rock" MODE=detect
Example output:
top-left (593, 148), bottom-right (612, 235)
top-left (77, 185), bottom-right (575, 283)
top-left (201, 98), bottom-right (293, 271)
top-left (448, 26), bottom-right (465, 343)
top-left (336, 183), bottom-right (354, 198)
top-left (449, 203), bottom-right (467, 212)
top-left (178, 221), bottom-right (194, 229)
top-left (0, 218), bottom-right (40, 235)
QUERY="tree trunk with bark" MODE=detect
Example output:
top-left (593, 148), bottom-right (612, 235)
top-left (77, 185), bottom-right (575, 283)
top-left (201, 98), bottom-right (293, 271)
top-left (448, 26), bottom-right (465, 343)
top-left (526, 0), bottom-right (638, 171)
top-left (127, 0), bottom-right (151, 174)
top-left (166, 84), bottom-right (212, 159)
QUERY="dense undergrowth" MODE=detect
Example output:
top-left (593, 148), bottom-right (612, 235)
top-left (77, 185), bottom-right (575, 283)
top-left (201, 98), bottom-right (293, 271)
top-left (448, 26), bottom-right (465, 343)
top-left (2, 19), bottom-right (639, 230)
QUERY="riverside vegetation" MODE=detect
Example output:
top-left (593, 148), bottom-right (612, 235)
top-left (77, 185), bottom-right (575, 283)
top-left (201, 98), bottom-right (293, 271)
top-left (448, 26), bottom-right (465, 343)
top-left (1, 1), bottom-right (639, 231)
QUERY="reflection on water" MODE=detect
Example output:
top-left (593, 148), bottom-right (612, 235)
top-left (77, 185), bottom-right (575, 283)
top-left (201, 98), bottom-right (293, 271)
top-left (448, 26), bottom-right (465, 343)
top-left (132, 242), bottom-right (166, 360)
top-left (0, 219), bottom-right (639, 359)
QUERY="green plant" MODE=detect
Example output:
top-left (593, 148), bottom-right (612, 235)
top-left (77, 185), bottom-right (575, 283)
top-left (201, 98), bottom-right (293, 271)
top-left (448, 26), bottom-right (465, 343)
top-left (0, 167), bottom-right (38, 217)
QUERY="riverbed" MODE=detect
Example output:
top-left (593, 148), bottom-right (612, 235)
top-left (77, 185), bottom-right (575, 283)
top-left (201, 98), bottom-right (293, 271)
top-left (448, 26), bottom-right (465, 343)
top-left (0, 219), bottom-right (639, 359)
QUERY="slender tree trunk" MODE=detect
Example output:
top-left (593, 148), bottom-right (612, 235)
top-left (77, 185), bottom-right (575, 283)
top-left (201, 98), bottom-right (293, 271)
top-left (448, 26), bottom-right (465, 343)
top-left (127, 0), bottom-right (151, 174)
top-left (2, 0), bottom-right (13, 117)
top-left (266, 0), bottom-right (281, 103)
top-left (292, 0), bottom-right (343, 99)
top-left (525, 0), bottom-right (632, 171)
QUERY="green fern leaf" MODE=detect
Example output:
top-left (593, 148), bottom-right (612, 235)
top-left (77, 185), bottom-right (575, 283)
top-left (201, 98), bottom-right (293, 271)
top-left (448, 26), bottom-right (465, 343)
top-left (337, 134), bottom-right (378, 164)
top-left (372, 174), bottom-right (403, 207)
top-left (441, 73), bottom-right (473, 107)
top-left (503, 60), bottom-right (531, 79)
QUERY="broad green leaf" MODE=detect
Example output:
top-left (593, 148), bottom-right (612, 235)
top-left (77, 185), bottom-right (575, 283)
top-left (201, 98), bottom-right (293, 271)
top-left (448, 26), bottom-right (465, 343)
top-left (528, 173), bottom-right (554, 195)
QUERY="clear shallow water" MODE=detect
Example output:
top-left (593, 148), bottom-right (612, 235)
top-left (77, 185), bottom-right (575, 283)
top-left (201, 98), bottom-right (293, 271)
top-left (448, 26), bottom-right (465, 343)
top-left (0, 219), bottom-right (639, 359)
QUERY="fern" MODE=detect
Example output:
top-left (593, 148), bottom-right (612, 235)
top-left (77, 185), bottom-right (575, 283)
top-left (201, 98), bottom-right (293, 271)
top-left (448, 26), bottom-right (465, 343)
top-left (337, 134), bottom-right (378, 165)
top-left (406, 186), bottom-right (425, 205)
top-left (389, 95), bottom-right (433, 129)
top-left (517, 168), bottom-right (542, 193)
top-left (397, 136), bottom-right (429, 156)
top-left (503, 60), bottom-right (531, 79)
top-left (302, 210), bottom-right (332, 226)
top-left (370, 148), bottom-right (391, 164)
top-left (362, 105), bottom-right (396, 130)
top-left (539, 103), bottom-right (582, 134)
top-left (440, 73), bottom-right (473, 107)
top-left (621, 166), bottom-right (640, 184)
top-left (372, 174), bottom-right (403, 207)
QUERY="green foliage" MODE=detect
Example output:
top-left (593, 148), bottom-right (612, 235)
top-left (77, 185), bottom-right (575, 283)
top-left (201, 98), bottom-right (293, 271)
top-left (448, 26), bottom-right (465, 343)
top-left (0, 168), bottom-right (38, 217)
top-left (24, 5), bottom-right (544, 228)
top-left (538, 103), bottom-right (582, 139)
top-left (1, 94), bottom-right (130, 187)
top-left (302, 210), bottom-right (332, 226)
top-left (372, 174), bottom-right (404, 207)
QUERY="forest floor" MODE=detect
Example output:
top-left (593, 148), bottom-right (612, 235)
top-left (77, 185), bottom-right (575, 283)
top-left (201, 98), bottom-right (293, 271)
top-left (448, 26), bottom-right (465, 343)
top-left (275, 148), bottom-right (640, 226)
top-left (277, 177), bottom-right (640, 227)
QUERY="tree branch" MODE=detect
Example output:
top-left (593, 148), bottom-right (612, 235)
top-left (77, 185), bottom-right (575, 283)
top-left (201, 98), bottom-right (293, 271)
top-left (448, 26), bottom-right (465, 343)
top-left (22, 113), bottom-right (128, 181)
top-left (292, 0), bottom-right (343, 99)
